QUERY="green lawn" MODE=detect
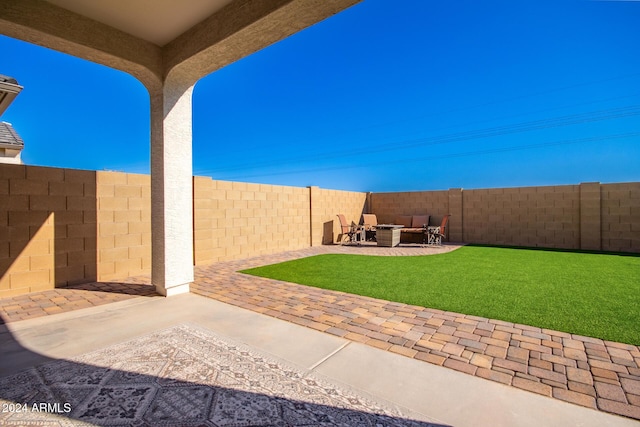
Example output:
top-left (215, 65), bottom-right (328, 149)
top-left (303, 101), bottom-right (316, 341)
top-left (241, 246), bottom-right (640, 345)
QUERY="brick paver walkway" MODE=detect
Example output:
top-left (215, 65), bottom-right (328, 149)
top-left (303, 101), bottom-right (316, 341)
top-left (0, 243), bottom-right (639, 421)
top-left (0, 279), bottom-right (158, 323)
top-left (190, 245), bottom-right (640, 421)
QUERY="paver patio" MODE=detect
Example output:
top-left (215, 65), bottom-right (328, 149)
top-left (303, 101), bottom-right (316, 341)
top-left (1, 243), bottom-right (639, 422)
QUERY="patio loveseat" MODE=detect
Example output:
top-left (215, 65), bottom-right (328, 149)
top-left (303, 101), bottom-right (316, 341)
top-left (394, 215), bottom-right (430, 244)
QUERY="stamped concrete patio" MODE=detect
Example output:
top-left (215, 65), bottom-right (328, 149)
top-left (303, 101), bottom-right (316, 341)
top-left (1, 243), bottom-right (639, 426)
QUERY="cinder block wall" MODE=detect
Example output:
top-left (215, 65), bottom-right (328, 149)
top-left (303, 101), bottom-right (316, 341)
top-left (309, 186), bottom-right (367, 245)
top-left (2, 161), bottom-right (639, 299)
top-left (370, 189), bottom-right (452, 229)
top-left (193, 177), bottom-right (311, 265)
top-left (96, 171), bottom-right (151, 281)
top-left (371, 183), bottom-right (639, 252)
top-left (601, 183), bottom-right (640, 252)
top-left (463, 185), bottom-right (580, 248)
top-left (0, 164), bottom-right (97, 297)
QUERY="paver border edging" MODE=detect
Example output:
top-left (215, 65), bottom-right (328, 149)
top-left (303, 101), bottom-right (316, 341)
top-left (190, 246), bottom-right (640, 421)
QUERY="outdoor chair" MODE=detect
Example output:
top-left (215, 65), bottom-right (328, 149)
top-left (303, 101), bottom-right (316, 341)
top-left (426, 214), bottom-right (451, 245)
top-left (337, 214), bottom-right (363, 245)
top-left (362, 213), bottom-right (378, 241)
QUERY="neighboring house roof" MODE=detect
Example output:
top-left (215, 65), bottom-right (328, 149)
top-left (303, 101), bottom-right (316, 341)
top-left (0, 74), bottom-right (23, 117)
top-left (0, 121), bottom-right (24, 149)
top-left (0, 75), bottom-right (18, 85)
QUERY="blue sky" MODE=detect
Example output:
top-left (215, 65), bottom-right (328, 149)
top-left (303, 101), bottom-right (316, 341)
top-left (1, 0), bottom-right (639, 192)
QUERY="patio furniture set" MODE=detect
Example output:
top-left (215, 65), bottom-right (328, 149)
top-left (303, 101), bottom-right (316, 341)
top-left (337, 213), bottom-right (450, 247)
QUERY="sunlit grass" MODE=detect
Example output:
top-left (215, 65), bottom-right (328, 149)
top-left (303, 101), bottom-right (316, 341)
top-left (242, 246), bottom-right (640, 345)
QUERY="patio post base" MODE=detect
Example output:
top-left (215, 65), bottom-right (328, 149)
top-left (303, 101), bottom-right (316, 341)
top-left (156, 282), bottom-right (190, 297)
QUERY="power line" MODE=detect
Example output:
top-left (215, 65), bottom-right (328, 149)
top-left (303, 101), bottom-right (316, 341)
top-left (218, 132), bottom-right (640, 179)
top-left (341, 91), bottom-right (640, 148)
top-left (202, 71), bottom-right (640, 158)
top-left (195, 105), bottom-right (640, 175)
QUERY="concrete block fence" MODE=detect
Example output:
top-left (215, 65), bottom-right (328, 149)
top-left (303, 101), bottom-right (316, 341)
top-left (0, 164), bottom-right (367, 297)
top-left (1, 163), bottom-right (638, 297)
top-left (371, 182), bottom-right (640, 253)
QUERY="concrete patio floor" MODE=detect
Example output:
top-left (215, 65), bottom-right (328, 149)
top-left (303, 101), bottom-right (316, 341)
top-left (1, 243), bottom-right (639, 426)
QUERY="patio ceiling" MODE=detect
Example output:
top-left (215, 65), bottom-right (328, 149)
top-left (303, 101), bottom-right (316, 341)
top-left (1, 0), bottom-right (362, 86)
top-left (44, 0), bottom-right (236, 47)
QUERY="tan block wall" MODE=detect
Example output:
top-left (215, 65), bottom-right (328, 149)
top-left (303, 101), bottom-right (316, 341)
top-left (309, 186), bottom-right (367, 245)
top-left (463, 185), bottom-right (581, 248)
top-left (370, 190), bottom-right (450, 226)
top-left (96, 171), bottom-right (151, 281)
top-left (193, 178), bottom-right (311, 264)
top-left (580, 183), bottom-right (601, 250)
top-left (371, 185), bottom-right (590, 249)
top-left (2, 160), bottom-right (639, 300)
top-left (0, 164), bottom-right (97, 297)
top-left (601, 182), bottom-right (640, 252)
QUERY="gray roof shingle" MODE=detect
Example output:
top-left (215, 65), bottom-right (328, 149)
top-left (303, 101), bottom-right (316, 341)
top-left (0, 122), bottom-right (24, 148)
top-left (0, 75), bottom-right (19, 84)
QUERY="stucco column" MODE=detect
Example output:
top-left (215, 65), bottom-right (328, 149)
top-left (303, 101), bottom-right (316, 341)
top-left (149, 76), bottom-right (194, 296)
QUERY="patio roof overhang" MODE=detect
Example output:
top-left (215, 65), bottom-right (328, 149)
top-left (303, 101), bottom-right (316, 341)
top-left (0, 0), bottom-right (361, 88)
top-left (0, 0), bottom-right (362, 296)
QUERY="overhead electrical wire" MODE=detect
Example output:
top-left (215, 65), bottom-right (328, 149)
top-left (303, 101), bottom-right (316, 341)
top-left (195, 105), bottom-right (640, 176)
top-left (220, 132), bottom-right (640, 179)
top-left (194, 70), bottom-right (640, 163)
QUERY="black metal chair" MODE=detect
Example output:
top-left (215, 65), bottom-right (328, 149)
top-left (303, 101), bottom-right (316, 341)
top-left (426, 214), bottom-right (451, 245)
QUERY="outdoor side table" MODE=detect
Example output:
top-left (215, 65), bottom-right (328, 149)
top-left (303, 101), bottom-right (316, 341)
top-left (376, 224), bottom-right (403, 247)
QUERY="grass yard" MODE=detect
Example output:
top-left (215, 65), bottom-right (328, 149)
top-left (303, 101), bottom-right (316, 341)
top-left (241, 246), bottom-right (640, 345)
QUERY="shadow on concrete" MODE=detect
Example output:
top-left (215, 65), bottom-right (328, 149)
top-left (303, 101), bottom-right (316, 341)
top-left (0, 315), bottom-right (448, 426)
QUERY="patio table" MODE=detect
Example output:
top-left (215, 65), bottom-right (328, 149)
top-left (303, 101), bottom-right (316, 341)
top-left (376, 224), bottom-right (403, 247)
